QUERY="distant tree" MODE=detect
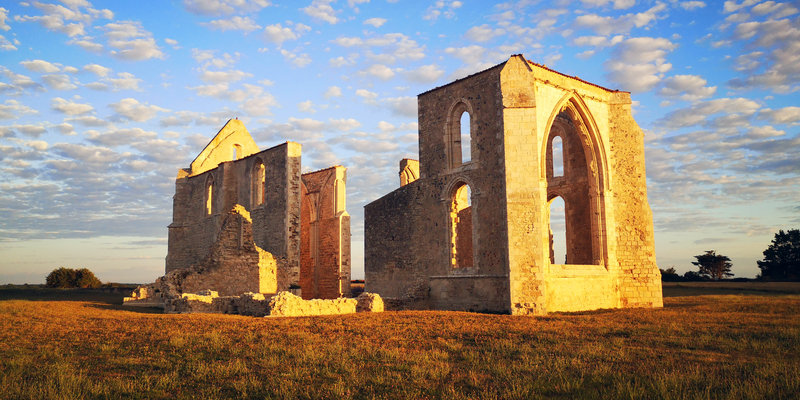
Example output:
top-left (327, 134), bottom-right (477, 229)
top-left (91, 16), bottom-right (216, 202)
top-left (74, 268), bottom-right (102, 288)
top-left (45, 267), bottom-right (102, 288)
top-left (683, 271), bottom-right (704, 282)
top-left (692, 250), bottom-right (733, 280)
top-left (757, 229), bottom-right (800, 281)
top-left (659, 267), bottom-right (682, 282)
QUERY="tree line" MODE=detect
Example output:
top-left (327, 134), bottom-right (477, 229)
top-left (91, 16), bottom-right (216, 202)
top-left (661, 229), bottom-right (799, 282)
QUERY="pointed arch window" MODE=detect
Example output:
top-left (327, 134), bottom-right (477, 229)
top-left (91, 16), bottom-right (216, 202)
top-left (205, 175), bottom-right (214, 216)
top-left (253, 160), bottom-right (265, 207)
top-left (450, 183), bottom-right (474, 269)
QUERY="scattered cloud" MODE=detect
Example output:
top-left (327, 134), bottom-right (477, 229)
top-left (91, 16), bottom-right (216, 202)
top-left (302, 0), bottom-right (340, 24)
top-left (51, 97), bottom-right (93, 115)
top-left (605, 37), bottom-right (676, 92)
top-left (324, 86), bottom-right (342, 98)
top-left (659, 74), bottom-right (717, 101)
top-left (464, 24), bottom-right (505, 43)
top-left (20, 59), bottom-right (61, 73)
top-left (110, 98), bottom-right (168, 122)
top-left (405, 64), bottom-right (444, 83)
top-left (574, 3), bottom-right (666, 35)
top-left (0, 100), bottom-right (38, 120)
top-left (202, 16), bottom-right (261, 32)
top-left (361, 63), bottom-right (395, 80)
top-left (263, 22), bottom-right (311, 45)
top-left (363, 18), bottom-right (386, 28)
top-left (102, 21), bottom-right (164, 61)
top-left (183, 0), bottom-right (271, 16)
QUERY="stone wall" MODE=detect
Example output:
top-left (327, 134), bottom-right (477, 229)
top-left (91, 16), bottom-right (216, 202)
top-left (365, 54), bottom-right (662, 315)
top-left (300, 166), bottom-right (351, 299)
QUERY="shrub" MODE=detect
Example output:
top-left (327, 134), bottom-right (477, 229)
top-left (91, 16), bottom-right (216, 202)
top-left (45, 267), bottom-right (102, 288)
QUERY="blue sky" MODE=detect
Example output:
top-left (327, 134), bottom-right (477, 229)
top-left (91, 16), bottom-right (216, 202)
top-left (0, 0), bottom-right (798, 284)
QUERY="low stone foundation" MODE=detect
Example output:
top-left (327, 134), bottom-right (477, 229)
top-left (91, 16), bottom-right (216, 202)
top-left (126, 289), bottom-right (383, 317)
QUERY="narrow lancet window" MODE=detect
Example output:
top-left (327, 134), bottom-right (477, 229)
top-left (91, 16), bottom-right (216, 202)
top-left (205, 176), bottom-right (214, 216)
top-left (549, 196), bottom-right (566, 264)
top-left (451, 183), bottom-right (474, 268)
top-left (460, 111), bottom-right (471, 163)
top-left (253, 161), bottom-right (265, 207)
top-left (552, 136), bottom-right (563, 177)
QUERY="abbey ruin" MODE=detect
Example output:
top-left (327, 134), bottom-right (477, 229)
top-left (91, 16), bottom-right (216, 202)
top-left (126, 54), bottom-right (661, 317)
top-left (124, 119), bottom-right (358, 314)
top-left (364, 55), bottom-right (663, 315)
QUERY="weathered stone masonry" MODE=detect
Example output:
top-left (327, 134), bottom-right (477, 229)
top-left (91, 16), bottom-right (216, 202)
top-left (130, 119), bottom-right (351, 310)
top-left (365, 55), bottom-right (662, 315)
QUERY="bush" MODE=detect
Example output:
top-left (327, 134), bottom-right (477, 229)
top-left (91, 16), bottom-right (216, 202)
top-left (45, 267), bottom-right (102, 288)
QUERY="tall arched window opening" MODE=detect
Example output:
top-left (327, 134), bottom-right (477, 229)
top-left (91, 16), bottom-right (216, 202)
top-left (460, 111), bottom-right (471, 163)
top-left (549, 196), bottom-right (566, 264)
top-left (205, 176), bottom-right (214, 216)
top-left (552, 136), bottom-right (563, 177)
top-left (545, 111), bottom-right (599, 265)
top-left (450, 183), bottom-right (474, 269)
top-left (253, 161), bottom-right (265, 207)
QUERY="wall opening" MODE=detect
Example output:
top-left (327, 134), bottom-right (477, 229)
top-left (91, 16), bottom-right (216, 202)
top-left (545, 113), bottom-right (599, 265)
top-left (233, 143), bottom-right (242, 160)
top-left (460, 111), bottom-right (471, 163)
top-left (205, 176), bottom-right (214, 216)
top-left (253, 160), bottom-right (265, 207)
top-left (552, 136), bottom-right (563, 177)
top-left (450, 183), bottom-right (474, 269)
top-left (549, 196), bottom-right (566, 264)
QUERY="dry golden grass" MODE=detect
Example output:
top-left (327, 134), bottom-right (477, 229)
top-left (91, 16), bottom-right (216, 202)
top-left (1, 286), bottom-right (798, 399)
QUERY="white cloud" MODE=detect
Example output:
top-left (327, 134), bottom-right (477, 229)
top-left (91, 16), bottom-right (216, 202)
top-left (202, 16), bottom-right (261, 32)
top-left (405, 64), bottom-right (444, 83)
top-left (298, 100), bottom-right (316, 113)
top-left (106, 72), bottom-right (141, 91)
top-left (263, 22), bottom-right (311, 45)
top-left (67, 115), bottom-right (110, 127)
top-left (280, 49), bottom-right (312, 67)
top-left (658, 98), bottom-right (762, 128)
top-left (51, 97), bottom-right (93, 115)
top-left (574, 3), bottom-right (666, 35)
top-left (329, 54), bottom-right (358, 67)
top-left (110, 98), bottom-right (168, 122)
top-left (572, 35), bottom-right (624, 48)
top-left (0, 7), bottom-right (10, 31)
top-left (680, 1), bottom-right (706, 10)
top-left (0, 34), bottom-right (17, 51)
top-left (83, 63), bottom-right (111, 77)
top-left (726, 17), bottom-right (800, 93)
top-left (363, 18), bottom-right (386, 28)
top-left (183, 0), bottom-right (271, 15)
top-left (384, 96), bottom-right (416, 118)
top-left (423, 1), bottom-right (462, 21)
top-left (355, 88), bottom-right (378, 101)
top-left (103, 21), bottom-right (164, 61)
top-left (579, 0), bottom-right (636, 9)
top-left (362, 64), bottom-right (395, 80)
top-left (464, 24), bottom-right (505, 43)
top-left (68, 36), bottom-right (103, 52)
top-left (86, 127), bottom-right (158, 147)
top-left (758, 106), bottom-right (800, 125)
top-left (20, 59), bottom-right (60, 73)
top-left (723, 0), bottom-right (760, 14)
top-left (199, 69), bottom-right (252, 84)
top-left (605, 37), bottom-right (676, 92)
top-left (324, 86), bottom-right (342, 98)
top-left (42, 74), bottom-right (77, 90)
top-left (0, 99), bottom-right (38, 120)
top-left (332, 33), bottom-right (425, 63)
top-left (443, 45), bottom-right (486, 63)
top-left (659, 74), bottom-right (717, 101)
top-left (302, 0), bottom-right (339, 24)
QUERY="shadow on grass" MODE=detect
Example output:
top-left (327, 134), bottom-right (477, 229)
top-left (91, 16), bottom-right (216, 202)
top-left (0, 286), bottom-right (131, 305)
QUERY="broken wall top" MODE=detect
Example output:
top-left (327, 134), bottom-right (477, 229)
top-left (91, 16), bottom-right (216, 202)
top-left (187, 119), bottom-right (260, 177)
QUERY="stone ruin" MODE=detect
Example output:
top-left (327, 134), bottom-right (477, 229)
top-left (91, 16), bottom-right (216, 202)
top-left (124, 119), bottom-right (383, 316)
top-left (364, 54), bottom-right (663, 315)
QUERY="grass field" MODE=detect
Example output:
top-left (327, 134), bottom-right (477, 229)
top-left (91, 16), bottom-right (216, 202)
top-left (1, 284), bottom-right (799, 399)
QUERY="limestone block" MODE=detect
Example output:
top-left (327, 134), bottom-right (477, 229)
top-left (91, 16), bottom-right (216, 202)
top-left (356, 292), bottom-right (384, 313)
